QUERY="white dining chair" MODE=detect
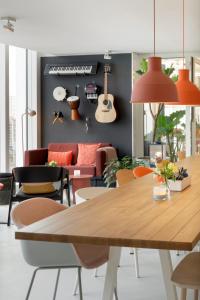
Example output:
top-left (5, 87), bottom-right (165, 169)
top-left (171, 252), bottom-right (200, 300)
top-left (12, 197), bottom-right (118, 300)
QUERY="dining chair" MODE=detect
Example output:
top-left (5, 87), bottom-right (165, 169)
top-left (133, 166), bottom-right (153, 178)
top-left (116, 169), bottom-right (140, 278)
top-left (7, 166), bottom-right (70, 226)
top-left (116, 169), bottom-right (135, 186)
top-left (171, 252), bottom-right (200, 300)
top-left (12, 197), bottom-right (117, 300)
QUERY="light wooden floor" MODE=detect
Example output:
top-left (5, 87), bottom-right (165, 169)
top-left (0, 224), bottom-right (196, 300)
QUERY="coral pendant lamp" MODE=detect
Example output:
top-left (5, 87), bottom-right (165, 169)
top-left (174, 0), bottom-right (200, 105)
top-left (131, 0), bottom-right (178, 104)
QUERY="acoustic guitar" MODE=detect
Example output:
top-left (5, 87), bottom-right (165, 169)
top-left (95, 64), bottom-right (116, 123)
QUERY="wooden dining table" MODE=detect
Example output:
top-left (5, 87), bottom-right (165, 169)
top-left (15, 155), bottom-right (200, 300)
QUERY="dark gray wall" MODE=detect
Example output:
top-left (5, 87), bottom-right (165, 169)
top-left (41, 54), bottom-right (132, 156)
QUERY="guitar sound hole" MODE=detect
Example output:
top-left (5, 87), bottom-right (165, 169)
top-left (103, 100), bottom-right (108, 105)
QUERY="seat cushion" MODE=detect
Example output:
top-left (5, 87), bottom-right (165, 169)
top-left (21, 182), bottom-right (56, 194)
top-left (67, 165), bottom-right (96, 176)
top-left (15, 189), bottom-right (61, 201)
top-left (77, 143), bottom-right (101, 165)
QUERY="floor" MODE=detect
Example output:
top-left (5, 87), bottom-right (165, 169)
top-left (0, 218), bottom-right (196, 300)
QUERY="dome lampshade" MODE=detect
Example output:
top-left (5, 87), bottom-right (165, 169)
top-left (175, 69), bottom-right (200, 105)
top-left (131, 57), bottom-right (178, 103)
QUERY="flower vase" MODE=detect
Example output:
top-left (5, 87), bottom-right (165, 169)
top-left (153, 182), bottom-right (170, 201)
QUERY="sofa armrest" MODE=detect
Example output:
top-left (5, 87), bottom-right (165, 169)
top-left (24, 148), bottom-right (48, 166)
top-left (95, 150), bottom-right (107, 177)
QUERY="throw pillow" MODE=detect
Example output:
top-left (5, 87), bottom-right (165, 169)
top-left (48, 151), bottom-right (72, 166)
top-left (77, 143), bottom-right (101, 165)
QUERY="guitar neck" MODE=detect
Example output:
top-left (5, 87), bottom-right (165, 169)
top-left (104, 71), bottom-right (108, 96)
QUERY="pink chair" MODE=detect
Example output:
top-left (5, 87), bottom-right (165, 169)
top-left (12, 198), bottom-right (116, 300)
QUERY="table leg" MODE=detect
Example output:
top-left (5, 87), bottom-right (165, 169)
top-left (159, 250), bottom-right (178, 300)
top-left (102, 247), bottom-right (121, 300)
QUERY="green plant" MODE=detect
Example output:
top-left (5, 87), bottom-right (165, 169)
top-left (135, 58), bottom-right (178, 143)
top-left (103, 156), bottom-right (145, 187)
top-left (48, 160), bottom-right (57, 167)
top-left (156, 110), bottom-right (185, 162)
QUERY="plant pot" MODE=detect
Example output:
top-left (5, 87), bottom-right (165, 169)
top-left (168, 176), bottom-right (191, 192)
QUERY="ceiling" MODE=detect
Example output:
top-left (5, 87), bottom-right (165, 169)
top-left (0, 0), bottom-right (199, 55)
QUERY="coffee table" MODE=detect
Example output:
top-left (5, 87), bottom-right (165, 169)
top-left (75, 187), bottom-right (112, 204)
top-left (69, 174), bottom-right (93, 204)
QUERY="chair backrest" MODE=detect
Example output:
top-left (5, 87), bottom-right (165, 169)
top-left (11, 197), bottom-right (66, 228)
top-left (116, 169), bottom-right (134, 186)
top-left (12, 197), bottom-right (109, 269)
top-left (12, 166), bottom-right (65, 183)
top-left (133, 166), bottom-right (153, 178)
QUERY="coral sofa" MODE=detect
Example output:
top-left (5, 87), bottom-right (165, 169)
top-left (25, 143), bottom-right (116, 177)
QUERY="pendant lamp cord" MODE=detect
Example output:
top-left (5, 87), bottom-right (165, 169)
top-left (153, 0), bottom-right (156, 56)
top-left (182, 0), bottom-right (185, 68)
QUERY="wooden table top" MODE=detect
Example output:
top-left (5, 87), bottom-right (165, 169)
top-left (16, 156), bottom-right (200, 251)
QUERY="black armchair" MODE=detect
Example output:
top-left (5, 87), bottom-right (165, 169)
top-left (7, 166), bottom-right (70, 226)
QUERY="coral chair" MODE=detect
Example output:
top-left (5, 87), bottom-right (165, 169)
top-left (116, 169), bottom-right (140, 278)
top-left (171, 252), bottom-right (200, 300)
top-left (116, 169), bottom-right (134, 186)
top-left (12, 197), bottom-right (116, 300)
top-left (133, 166), bottom-right (153, 178)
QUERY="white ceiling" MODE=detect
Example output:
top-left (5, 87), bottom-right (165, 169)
top-left (0, 0), bottom-right (199, 55)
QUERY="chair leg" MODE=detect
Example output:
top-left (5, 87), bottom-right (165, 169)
top-left (94, 268), bottom-right (98, 277)
top-left (7, 199), bottom-right (13, 226)
top-left (180, 288), bottom-right (187, 300)
top-left (73, 274), bottom-right (79, 295)
top-left (77, 267), bottom-right (83, 300)
top-left (194, 289), bottom-right (198, 300)
top-left (67, 184), bottom-right (71, 207)
top-left (53, 269), bottom-right (61, 300)
top-left (114, 287), bottom-right (118, 300)
top-left (134, 248), bottom-right (140, 278)
top-left (25, 268), bottom-right (39, 300)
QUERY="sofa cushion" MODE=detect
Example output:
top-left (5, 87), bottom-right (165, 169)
top-left (48, 143), bottom-right (78, 164)
top-left (67, 165), bottom-right (96, 176)
top-left (77, 143), bottom-right (101, 166)
top-left (48, 151), bottom-right (72, 166)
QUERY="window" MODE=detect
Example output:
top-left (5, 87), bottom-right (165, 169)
top-left (9, 46), bottom-right (26, 169)
top-left (144, 57), bottom-right (186, 156)
top-left (0, 44), bottom-right (38, 172)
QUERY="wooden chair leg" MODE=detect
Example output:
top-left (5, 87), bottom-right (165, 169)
top-left (180, 288), bottom-right (187, 300)
top-left (194, 289), bottom-right (198, 300)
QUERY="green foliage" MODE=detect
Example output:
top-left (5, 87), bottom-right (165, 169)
top-left (156, 111), bottom-right (185, 162)
top-left (135, 59), bottom-right (178, 82)
top-left (103, 156), bottom-right (145, 187)
top-left (135, 58), bottom-right (148, 75)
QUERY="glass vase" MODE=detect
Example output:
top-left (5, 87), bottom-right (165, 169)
top-left (153, 182), bottom-right (170, 201)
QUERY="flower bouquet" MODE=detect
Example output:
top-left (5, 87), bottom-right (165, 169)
top-left (155, 159), bottom-right (190, 192)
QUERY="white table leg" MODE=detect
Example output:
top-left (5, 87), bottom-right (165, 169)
top-left (102, 246), bottom-right (121, 300)
top-left (159, 250), bottom-right (178, 300)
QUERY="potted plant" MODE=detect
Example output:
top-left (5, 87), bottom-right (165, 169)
top-left (135, 58), bottom-right (178, 143)
top-left (103, 156), bottom-right (145, 187)
top-left (156, 110), bottom-right (185, 162)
